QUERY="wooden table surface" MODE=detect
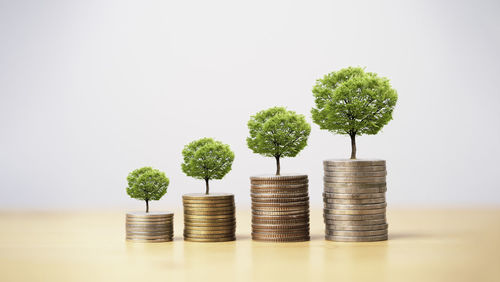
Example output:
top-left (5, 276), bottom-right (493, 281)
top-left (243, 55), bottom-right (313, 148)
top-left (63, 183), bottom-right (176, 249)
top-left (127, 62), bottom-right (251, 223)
top-left (1, 208), bottom-right (499, 282)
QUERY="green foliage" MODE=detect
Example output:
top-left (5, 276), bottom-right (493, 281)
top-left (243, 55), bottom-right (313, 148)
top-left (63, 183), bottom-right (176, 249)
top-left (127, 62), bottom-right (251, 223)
top-left (126, 167), bottom-right (169, 212)
top-left (311, 67), bottom-right (398, 136)
top-left (181, 138), bottom-right (234, 193)
top-left (247, 107), bottom-right (311, 174)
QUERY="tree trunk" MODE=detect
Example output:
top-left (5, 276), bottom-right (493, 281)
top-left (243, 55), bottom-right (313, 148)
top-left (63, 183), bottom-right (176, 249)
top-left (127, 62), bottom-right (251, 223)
top-left (275, 155), bottom-right (281, 175)
top-left (205, 178), bottom-right (209, 195)
top-left (350, 133), bottom-right (357, 159)
top-left (145, 199), bottom-right (149, 213)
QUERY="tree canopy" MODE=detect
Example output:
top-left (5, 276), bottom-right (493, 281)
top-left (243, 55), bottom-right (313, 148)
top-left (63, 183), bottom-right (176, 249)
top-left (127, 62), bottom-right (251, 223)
top-left (247, 106), bottom-right (311, 175)
top-left (311, 67), bottom-right (398, 159)
top-left (181, 137), bottom-right (234, 194)
top-left (126, 167), bottom-right (169, 212)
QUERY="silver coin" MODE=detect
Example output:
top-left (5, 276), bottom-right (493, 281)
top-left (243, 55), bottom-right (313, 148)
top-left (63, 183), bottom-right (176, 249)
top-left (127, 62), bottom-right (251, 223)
top-left (324, 197), bottom-right (385, 204)
top-left (323, 166), bottom-right (386, 172)
top-left (322, 182), bottom-right (386, 188)
top-left (324, 186), bottom-right (387, 194)
top-left (323, 159), bottom-right (386, 167)
top-left (323, 176), bottom-right (386, 183)
top-left (323, 192), bottom-right (386, 199)
top-left (324, 219), bottom-right (387, 226)
top-left (323, 208), bottom-right (386, 215)
top-left (324, 203), bottom-right (387, 210)
top-left (325, 234), bottom-right (388, 242)
top-left (323, 213), bottom-right (386, 220)
top-left (326, 224), bottom-right (388, 231)
top-left (323, 171), bottom-right (387, 177)
top-left (326, 229), bottom-right (388, 236)
top-left (126, 211), bottom-right (174, 218)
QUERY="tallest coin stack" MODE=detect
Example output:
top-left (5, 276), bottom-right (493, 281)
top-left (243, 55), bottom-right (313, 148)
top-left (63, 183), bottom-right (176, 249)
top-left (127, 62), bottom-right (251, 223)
top-left (323, 159), bottom-right (388, 242)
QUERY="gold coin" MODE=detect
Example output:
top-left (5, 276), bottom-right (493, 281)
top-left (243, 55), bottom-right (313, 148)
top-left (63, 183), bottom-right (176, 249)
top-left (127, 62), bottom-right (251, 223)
top-left (184, 237), bottom-right (235, 242)
top-left (184, 208), bottom-right (234, 214)
top-left (252, 237), bottom-right (309, 242)
top-left (251, 188), bottom-right (308, 194)
top-left (184, 219), bottom-right (235, 225)
top-left (252, 201), bottom-right (309, 207)
top-left (250, 179), bottom-right (309, 185)
top-left (126, 234), bottom-right (173, 239)
top-left (251, 183), bottom-right (309, 189)
top-left (324, 198), bottom-right (385, 204)
top-left (252, 196), bottom-right (309, 202)
top-left (252, 233), bottom-right (310, 239)
top-left (126, 238), bottom-right (173, 242)
top-left (252, 209), bottom-right (308, 216)
top-left (326, 224), bottom-right (388, 231)
top-left (325, 234), bottom-right (388, 242)
top-left (252, 223), bottom-right (309, 229)
top-left (252, 218), bottom-right (309, 225)
top-left (323, 208), bottom-right (386, 215)
top-left (324, 213), bottom-right (386, 220)
top-left (323, 159), bottom-right (386, 167)
top-left (250, 174), bottom-right (308, 181)
top-left (184, 229), bottom-right (235, 235)
top-left (324, 203), bottom-right (387, 210)
top-left (183, 203), bottom-right (234, 208)
top-left (323, 192), bottom-right (386, 199)
top-left (183, 233), bottom-right (235, 239)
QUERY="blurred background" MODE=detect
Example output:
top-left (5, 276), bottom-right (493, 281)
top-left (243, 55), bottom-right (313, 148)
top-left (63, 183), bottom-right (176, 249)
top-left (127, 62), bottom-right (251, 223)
top-left (1, 0), bottom-right (499, 210)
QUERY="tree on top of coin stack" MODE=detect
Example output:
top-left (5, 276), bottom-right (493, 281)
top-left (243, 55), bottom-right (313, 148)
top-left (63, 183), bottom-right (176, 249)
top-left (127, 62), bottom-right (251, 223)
top-left (247, 106), bottom-right (311, 175)
top-left (181, 137), bottom-right (235, 194)
top-left (311, 67), bottom-right (398, 159)
top-left (126, 167), bottom-right (169, 213)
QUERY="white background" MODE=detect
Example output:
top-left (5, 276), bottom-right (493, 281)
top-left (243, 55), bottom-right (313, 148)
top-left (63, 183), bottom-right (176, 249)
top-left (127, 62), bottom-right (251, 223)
top-left (1, 0), bottom-right (499, 210)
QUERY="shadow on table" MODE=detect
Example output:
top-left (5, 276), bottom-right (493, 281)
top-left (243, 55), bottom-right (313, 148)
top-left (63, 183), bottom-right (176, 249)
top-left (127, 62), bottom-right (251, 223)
top-left (389, 232), bottom-right (432, 240)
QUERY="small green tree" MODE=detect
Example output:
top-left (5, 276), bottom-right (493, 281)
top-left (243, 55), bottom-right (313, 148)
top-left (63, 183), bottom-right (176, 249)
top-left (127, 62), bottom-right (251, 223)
top-left (126, 167), bottom-right (169, 213)
top-left (247, 107), bottom-right (311, 175)
top-left (311, 67), bottom-right (398, 159)
top-left (181, 138), bottom-right (235, 194)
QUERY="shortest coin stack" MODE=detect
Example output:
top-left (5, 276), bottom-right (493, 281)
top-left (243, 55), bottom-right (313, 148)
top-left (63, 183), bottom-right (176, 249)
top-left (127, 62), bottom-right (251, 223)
top-left (183, 193), bottom-right (236, 242)
top-left (323, 159), bottom-right (388, 242)
top-left (251, 174), bottom-right (310, 242)
top-left (126, 211), bottom-right (174, 242)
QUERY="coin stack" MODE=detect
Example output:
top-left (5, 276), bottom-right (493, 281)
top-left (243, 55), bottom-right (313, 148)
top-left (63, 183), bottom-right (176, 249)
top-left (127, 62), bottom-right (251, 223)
top-left (251, 174), bottom-right (310, 242)
top-left (126, 211), bottom-right (174, 242)
top-left (183, 193), bottom-right (236, 242)
top-left (323, 159), bottom-right (388, 242)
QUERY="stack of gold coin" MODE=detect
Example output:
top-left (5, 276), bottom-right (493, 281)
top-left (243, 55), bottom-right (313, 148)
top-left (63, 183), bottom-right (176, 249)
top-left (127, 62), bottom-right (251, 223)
top-left (250, 174), bottom-right (310, 242)
top-left (183, 193), bottom-right (236, 242)
top-left (126, 211), bottom-right (174, 242)
top-left (323, 159), bottom-right (388, 242)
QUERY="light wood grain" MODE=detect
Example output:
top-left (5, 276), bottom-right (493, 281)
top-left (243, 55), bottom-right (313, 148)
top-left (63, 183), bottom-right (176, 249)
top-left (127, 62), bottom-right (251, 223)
top-left (0, 208), bottom-right (499, 282)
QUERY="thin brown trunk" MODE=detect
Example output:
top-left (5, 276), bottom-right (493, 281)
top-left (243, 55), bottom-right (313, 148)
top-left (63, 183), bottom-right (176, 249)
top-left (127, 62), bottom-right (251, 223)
top-left (350, 133), bottom-right (356, 159)
top-left (205, 178), bottom-right (209, 194)
top-left (145, 199), bottom-right (149, 213)
top-left (275, 155), bottom-right (281, 175)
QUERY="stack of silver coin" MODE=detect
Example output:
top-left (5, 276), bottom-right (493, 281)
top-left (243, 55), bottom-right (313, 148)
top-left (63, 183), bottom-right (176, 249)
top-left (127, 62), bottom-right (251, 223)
top-left (251, 174), bottom-right (310, 242)
top-left (126, 211), bottom-right (174, 242)
top-left (323, 159), bottom-right (388, 242)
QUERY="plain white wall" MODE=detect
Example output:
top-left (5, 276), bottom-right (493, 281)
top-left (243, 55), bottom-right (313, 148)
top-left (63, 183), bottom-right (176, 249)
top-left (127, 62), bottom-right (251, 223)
top-left (1, 0), bottom-right (499, 210)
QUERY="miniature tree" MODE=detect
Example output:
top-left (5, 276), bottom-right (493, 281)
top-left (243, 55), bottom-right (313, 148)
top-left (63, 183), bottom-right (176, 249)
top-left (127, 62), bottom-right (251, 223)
top-left (181, 138), bottom-right (235, 194)
top-left (311, 67), bottom-right (398, 159)
top-left (247, 107), bottom-right (311, 175)
top-left (126, 167), bottom-right (169, 213)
